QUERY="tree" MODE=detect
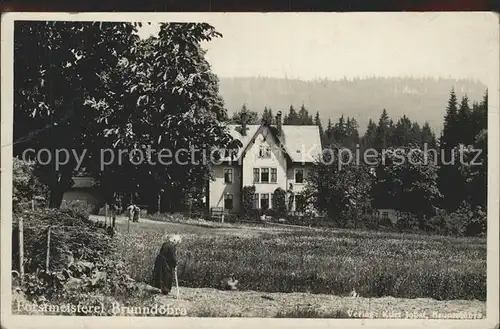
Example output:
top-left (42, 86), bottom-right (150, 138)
top-left (393, 115), bottom-right (413, 146)
top-left (375, 144), bottom-right (442, 229)
top-left (231, 104), bottom-right (260, 125)
top-left (298, 104), bottom-right (313, 125)
top-left (13, 157), bottom-right (49, 212)
top-left (438, 88), bottom-right (472, 212)
top-left (457, 94), bottom-right (472, 145)
top-left (283, 105), bottom-right (299, 125)
top-left (314, 111), bottom-right (325, 147)
top-left (361, 119), bottom-right (377, 150)
top-left (334, 115), bottom-right (347, 143)
top-left (409, 122), bottom-right (422, 146)
top-left (304, 148), bottom-right (374, 227)
top-left (262, 106), bottom-right (275, 125)
top-left (14, 21), bottom-right (139, 208)
top-left (373, 109), bottom-right (390, 151)
top-left (421, 122), bottom-right (437, 149)
top-left (440, 87), bottom-right (459, 158)
top-left (325, 118), bottom-right (334, 146)
top-left (85, 23), bottom-right (242, 213)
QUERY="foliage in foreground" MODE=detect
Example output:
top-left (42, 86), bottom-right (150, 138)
top-left (116, 222), bottom-right (486, 301)
top-left (12, 206), bottom-right (112, 273)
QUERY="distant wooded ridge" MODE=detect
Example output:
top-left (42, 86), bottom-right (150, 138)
top-left (218, 76), bottom-right (487, 134)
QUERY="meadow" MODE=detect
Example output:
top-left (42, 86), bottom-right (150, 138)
top-left (114, 216), bottom-right (486, 301)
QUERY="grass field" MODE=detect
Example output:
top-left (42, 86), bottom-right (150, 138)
top-left (109, 215), bottom-right (486, 302)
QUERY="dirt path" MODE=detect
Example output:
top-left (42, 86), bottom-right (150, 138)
top-left (144, 287), bottom-right (485, 318)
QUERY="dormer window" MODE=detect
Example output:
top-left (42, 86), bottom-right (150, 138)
top-left (259, 144), bottom-right (271, 158)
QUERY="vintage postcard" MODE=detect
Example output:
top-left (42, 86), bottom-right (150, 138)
top-left (1, 12), bottom-right (498, 329)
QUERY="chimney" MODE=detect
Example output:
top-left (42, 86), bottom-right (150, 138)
top-left (276, 111), bottom-right (282, 134)
top-left (240, 112), bottom-right (247, 136)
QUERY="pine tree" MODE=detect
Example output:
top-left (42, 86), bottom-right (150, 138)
top-left (374, 109), bottom-right (390, 151)
top-left (325, 118), bottom-right (334, 146)
top-left (361, 119), bottom-right (377, 150)
top-left (334, 115), bottom-right (347, 143)
top-left (457, 94), bottom-right (471, 145)
top-left (345, 117), bottom-right (360, 150)
top-left (314, 111), bottom-right (325, 147)
top-left (438, 88), bottom-right (466, 212)
top-left (268, 107), bottom-right (275, 125)
top-left (298, 104), bottom-right (311, 125)
top-left (421, 122), bottom-right (437, 149)
top-left (231, 104), bottom-right (260, 125)
top-left (440, 87), bottom-right (459, 159)
top-left (284, 105), bottom-right (299, 125)
top-left (394, 115), bottom-right (412, 147)
top-left (409, 121), bottom-right (422, 146)
top-left (262, 106), bottom-right (274, 125)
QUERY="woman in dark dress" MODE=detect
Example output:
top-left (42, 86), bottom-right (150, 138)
top-left (151, 234), bottom-right (182, 295)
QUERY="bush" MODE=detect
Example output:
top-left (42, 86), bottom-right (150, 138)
top-left (60, 200), bottom-right (93, 218)
top-left (272, 188), bottom-right (287, 217)
top-left (427, 203), bottom-right (487, 237)
top-left (241, 186), bottom-right (256, 219)
top-left (12, 208), bottom-right (113, 273)
top-left (13, 158), bottom-right (48, 213)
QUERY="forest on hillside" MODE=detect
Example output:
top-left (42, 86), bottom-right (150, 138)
top-left (219, 76), bottom-right (486, 134)
top-left (231, 87), bottom-right (488, 235)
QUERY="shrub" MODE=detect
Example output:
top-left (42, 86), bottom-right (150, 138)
top-left (272, 188), bottom-right (287, 217)
top-left (241, 185), bottom-right (256, 220)
top-left (12, 208), bottom-right (113, 273)
top-left (427, 202), bottom-right (487, 237)
top-left (13, 158), bottom-right (48, 213)
top-left (60, 200), bottom-right (93, 219)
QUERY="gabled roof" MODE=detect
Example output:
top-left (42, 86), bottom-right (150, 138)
top-left (224, 123), bottom-right (323, 163)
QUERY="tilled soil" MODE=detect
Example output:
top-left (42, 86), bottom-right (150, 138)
top-left (150, 287), bottom-right (486, 318)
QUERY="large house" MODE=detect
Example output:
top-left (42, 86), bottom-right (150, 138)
top-left (207, 112), bottom-right (323, 214)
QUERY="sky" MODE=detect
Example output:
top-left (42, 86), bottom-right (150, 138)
top-left (135, 13), bottom-right (498, 85)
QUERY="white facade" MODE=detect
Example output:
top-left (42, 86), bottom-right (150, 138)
top-left (208, 123), bottom-right (321, 214)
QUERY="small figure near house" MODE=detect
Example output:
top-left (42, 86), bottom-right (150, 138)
top-left (151, 234), bottom-right (182, 295)
top-left (127, 204), bottom-right (141, 223)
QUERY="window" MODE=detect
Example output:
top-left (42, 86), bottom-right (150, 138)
top-left (382, 211), bottom-right (389, 219)
top-left (253, 168), bottom-right (260, 183)
top-left (295, 168), bottom-right (304, 184)
top-left (224, 194), bottom-right (233, 210)
top-left (259, 144), bottom-right (271, 158)
top-left (254, 167), bottom-right (277, 183)
top-left (261, 168), bottom-right (270, 183)
top-left (260, 193), bottom-right (270, 209)
top-left (271, 168), bottom-right (277, 183)
top-left (252, 193), bottom-right (259, 209)
top-left (224, 168), bottom-right (233, 183)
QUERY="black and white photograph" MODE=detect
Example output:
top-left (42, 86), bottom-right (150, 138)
top-left (1, 12), bottom-right (498, 329)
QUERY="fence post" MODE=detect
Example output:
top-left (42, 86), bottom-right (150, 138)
top-left (105, 204), bottom-right (109, 226)
top-left (18, 217), bottom-right (24, 286)
top-left (31, 199), bottom-right (35, 211)
top-left (46, 227), bottom-right (51, 271)
top-left (157, 193), bottom-right (161, 215)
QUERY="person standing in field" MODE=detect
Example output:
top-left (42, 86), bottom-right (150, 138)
top-left (127, 204), bottom-right (140, 222)
top-left (151, 234), bottom-right (182, 295)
